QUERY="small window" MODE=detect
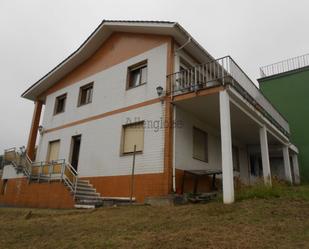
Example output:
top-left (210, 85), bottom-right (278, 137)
top-left (193, 127), bottom-right (208, 162)
top-left (122, 122), bottom-right (144, 154)
top-left (78, 83), bottom-right (93, 106)
top-left (54, 93), bottom-right (67, 115)
top-left (232, 146), bottom-right (240, 171)
top-left (127, 61), bottom-right (147, 89)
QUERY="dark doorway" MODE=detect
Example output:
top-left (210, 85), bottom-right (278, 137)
top-left (71, 135), bottom-right (81, 171)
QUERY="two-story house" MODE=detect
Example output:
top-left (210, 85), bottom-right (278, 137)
top-left (0, 20), bottom-right (300, 208)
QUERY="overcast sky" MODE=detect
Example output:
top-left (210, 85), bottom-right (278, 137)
top-left (0, 0), bottom-right (309, 153)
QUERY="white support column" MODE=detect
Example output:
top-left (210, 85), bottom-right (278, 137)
top-left (219, 90), bottom-right (234, 204)
top-left (282, 146), bottom-right (293, 184)
top-left (259, 126), bottom-right (272, 185)
top-left (292, 154), bottom-right (300, 184)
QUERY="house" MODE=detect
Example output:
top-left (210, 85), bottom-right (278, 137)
top-left (0, 20), bottom-right (301, 209)
top-left (259, 54), bottom-right (309, 183)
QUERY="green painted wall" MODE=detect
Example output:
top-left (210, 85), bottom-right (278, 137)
top-left (259, 68), bottom-right (309, 183)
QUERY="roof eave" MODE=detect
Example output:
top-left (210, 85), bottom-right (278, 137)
top-left (22, 20), bottom-right (213, 101)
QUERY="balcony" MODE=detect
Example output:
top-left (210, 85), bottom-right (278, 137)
top-left (167, 56), bottom-right (290, 137)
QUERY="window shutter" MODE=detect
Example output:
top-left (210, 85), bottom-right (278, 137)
top-left (123, 123), bottom-right (144, 153)
top-left (140, 66), bottom-right (147, 84)
top-left (48, 140), bottom-right (60, 162)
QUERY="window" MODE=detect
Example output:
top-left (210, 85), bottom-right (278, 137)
top-left (179, 58), bottom-right (192, 71)
top-left (232, 146), bottom-right (240, 171)
top-left (193, 127), bottom-right (208, 162)
top-left (78, 83), bottom-right (93, 106)
top-left (54, 93), bottom-right (67, 115)
top-left (122, 122), bottom-right (144, 154)
top-left (47, 140), bottom-right (60, 162)
top-left (127, 61), bottom-right (147, 89)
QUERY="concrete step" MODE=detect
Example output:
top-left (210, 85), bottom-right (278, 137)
top-left (74, 204), bottom-right (95, 209)
top-left (75, 194), bottom-right (104, 200)
top-left (75, 191), bottom-right (100, 197)
top-left (76, 186), bottom-right (96, 192)
top-left (101, 197), bottom-right (135, 202)
top-left (77, 179), bottom-right (90, 184)
top-left (76, 182), bottom-right (93, 188)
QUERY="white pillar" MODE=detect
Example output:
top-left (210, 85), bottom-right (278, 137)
top-left (219, 90), bottom-right (234, 204)
top-left (259, 126), bottom-right (272, 185)
top-left (282, 146), bottom-right (293, 184)
top-left (292, 154), bottom-right (300, 184)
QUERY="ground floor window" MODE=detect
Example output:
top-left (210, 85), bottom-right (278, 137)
top-left (47, 140), bottom-right (60, 162)
top-left (193, 127), bottom-right (208, 162)
top-left (122, 121), bottom-right (144, 154)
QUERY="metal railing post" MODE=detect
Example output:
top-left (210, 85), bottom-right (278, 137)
top-left (61, 162), bottom-right (64, 182)
top-left (130, 145), bottom-right (137, 204)
top-left (38, 162), bottom-right (42, 183)
top-left (28, 158), bottom-right (32, 183)
top-left (49, 161), bottom-right (52, 183)
top-left (74, 175), bottom-right (78, 199)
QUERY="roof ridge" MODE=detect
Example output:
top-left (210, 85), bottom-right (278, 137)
top-left (102, 20), bottom-right (175, 24)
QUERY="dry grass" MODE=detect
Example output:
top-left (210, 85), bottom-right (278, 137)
top-left (0, 185), bottom-right (309, 249)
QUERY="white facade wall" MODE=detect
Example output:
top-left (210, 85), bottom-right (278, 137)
top-left (37, 103), bottom-right (165, 177)
top-left (174, 106), bottom-right (250, 183)
top-left (42, 44), bottom-right (167, 130)
top-left (175, 107), bottom-right (222, 171)
top-left (36, 44), bottom-right (168, 177)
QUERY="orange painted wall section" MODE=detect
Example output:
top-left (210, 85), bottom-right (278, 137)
top-left (0, 173), bottom-right (168, 208)
top-left (42, 32), bottom-right (171, 97)
top-left (83, 173), bottom-right (167, 203)
top-left (0, 178), bottom-right (75, 209)
top-left (175, 169), bottom-right (218, 194)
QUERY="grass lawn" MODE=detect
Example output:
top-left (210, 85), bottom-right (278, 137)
top-left (0, 184), bottom-right (309, 249)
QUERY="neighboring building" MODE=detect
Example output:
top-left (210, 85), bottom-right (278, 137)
top-left (0, 20), bottom-right (300, 208)
top-left (259, 54), bottom-right (309, 183)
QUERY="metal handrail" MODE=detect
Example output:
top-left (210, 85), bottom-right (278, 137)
top-left (168, 56), bottom-right (230, 94)
top-left (167, 56), bottom-right (290, 137)
top-left (3, 147), bottom-right (79, 196)
top-left (62, 162), bottom-right (78, 197)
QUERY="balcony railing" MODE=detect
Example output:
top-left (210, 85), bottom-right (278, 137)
top-left (168, 56), bottom-right (290, 136)
top-left (260, 53), bottom-right (309, 78)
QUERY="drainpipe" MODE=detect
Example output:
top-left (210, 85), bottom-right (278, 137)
top-left (172, 104), bottom-right (176, 192)
top-left (171, 36), bottom-right (191, 193)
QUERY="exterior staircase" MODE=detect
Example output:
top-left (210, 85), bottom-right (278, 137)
top-left (3, 147), bottom-right (135, 208)
top-left (2, 147), bottom-right (105, 208)
top-left (74, 179), bottom-right (104, 208)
